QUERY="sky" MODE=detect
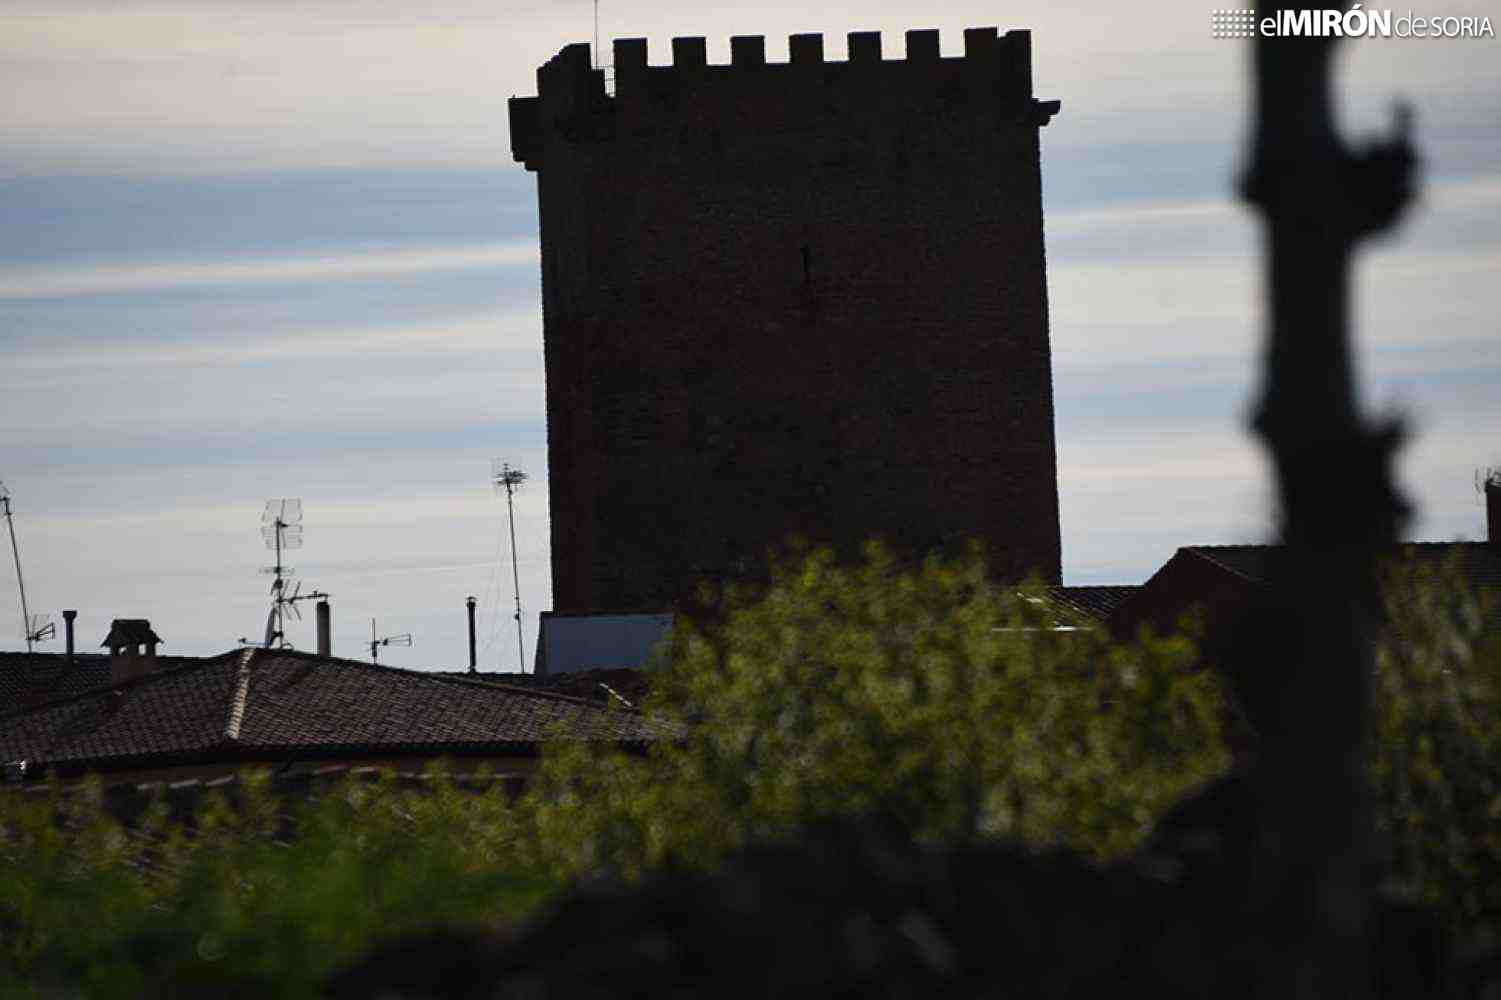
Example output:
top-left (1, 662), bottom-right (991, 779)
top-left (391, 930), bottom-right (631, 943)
top-left (0, 1), bottom-right (1497, 672)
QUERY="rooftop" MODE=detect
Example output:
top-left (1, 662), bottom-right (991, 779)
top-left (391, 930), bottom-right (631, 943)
top-left (0, 647), bottom-right (677, 779)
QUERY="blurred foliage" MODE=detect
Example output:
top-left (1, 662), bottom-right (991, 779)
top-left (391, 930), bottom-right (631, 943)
top-left (1371, 550), bottom-right (1501, 940)
top-left (519, 543), bottom-right (1230, 877)
top-left (0, 767), bottom-right (551, 998)
top-left (3, 543), bottom-right (1498, 994)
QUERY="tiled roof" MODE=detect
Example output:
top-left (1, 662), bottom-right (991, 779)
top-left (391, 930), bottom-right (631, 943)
top-left (0, 648), bottom-right (678, 777)
top-left (0, 652), bottom-right (208, 714)
top-left (1181, 542), bottom-right (1501, 590)
top-left (1113, 542), bottom-right (1501, 634)
top-left (432, 667), bottom-right (654, 706)
top-left (1044, 586), bottom-right (1140, 622)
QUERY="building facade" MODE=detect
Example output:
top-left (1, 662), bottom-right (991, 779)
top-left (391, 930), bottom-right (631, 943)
top-left (511, 28), bottom-right (1062, 613)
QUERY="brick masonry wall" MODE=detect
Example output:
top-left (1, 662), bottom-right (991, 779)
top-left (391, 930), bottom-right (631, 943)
top-left (512, 28), bottom-right (1063, 613)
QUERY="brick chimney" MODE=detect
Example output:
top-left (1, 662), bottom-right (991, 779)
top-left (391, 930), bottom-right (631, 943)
top-left (1488, 475), bottom-right (1501, 544)
top-left (101, 619), bottom-right (162, 684)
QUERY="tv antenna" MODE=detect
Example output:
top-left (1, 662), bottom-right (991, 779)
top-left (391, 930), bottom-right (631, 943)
top-left (369, 618), bottom-right (412, 664)
top-left (259, 498), bottom-right (312, 649)
top-left (1, 482), bottom-right (50, 652)
top-left (491, 460), bottom-right (528, 672)
top-left (261, 579), bottom-right (329, 650)
top-left (28, 615), bottom-right (54, 644)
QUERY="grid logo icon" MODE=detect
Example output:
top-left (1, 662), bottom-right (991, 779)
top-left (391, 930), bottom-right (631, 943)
top-left (1212, 9), bottom-right (1258, 37)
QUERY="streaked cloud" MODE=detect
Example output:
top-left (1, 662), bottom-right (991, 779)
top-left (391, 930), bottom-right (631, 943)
top-left (4, 0), bottom-right (1495, 173)
top-left (3, 310), bottom-right (539, 371)
top-left (0, 241), bottom-right (537, 300)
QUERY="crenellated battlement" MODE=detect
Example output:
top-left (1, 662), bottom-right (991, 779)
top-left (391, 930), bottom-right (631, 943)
top-left (510, 28), bottom-right (1059, 170)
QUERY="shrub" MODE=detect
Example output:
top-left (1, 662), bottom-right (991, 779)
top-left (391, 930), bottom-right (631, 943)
top-left (0, 766), bottom-right (553, 998)
top-left (1371, 551), bottom-right (1501, 940)
top-left (520, 543), bottom-right (1230, 878)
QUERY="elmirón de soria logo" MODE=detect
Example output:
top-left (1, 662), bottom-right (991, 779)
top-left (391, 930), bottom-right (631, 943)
top-left (1212, 4), bottom-right (1495, 38)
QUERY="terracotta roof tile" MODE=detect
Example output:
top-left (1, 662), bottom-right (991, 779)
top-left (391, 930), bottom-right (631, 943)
top-left (0, 652), bottom-right (209, 714)
top-left (1044, 586), bottom-right (1140, 622)
top-left (0, 648), bottom-right (678, 777)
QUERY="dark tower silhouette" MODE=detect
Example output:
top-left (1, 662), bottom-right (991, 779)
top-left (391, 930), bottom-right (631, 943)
top-left (510, 28), bottom-right (1063, 614)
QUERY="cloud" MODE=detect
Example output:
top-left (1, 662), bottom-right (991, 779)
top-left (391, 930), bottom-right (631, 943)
top-left (3, 310), bottom-right (540, 372)
top-left (0, 241), bottom-right (538, 300)
top-left (6, 0), bottom-right (1493, 174)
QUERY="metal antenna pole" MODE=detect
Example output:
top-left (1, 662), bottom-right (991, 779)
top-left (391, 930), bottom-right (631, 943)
top-left (505, 470), bottom-right (525, 672)
top-left (367, 617), bottom-right (411, 664)
top-left (259, 499), bottom-right (304, 649)
top-left (272, 515), bottom-right (283, 645)
top-left (491, 461), bottom-right (529, 672)
top-left (1, 489), bottom-right (33, 653)
top-left (593, 0), bottom-right (599, 69)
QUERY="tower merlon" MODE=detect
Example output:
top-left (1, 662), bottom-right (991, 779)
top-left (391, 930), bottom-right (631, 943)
top-left (730, 35), bottom-right (766, 66)
top-left (671, 36), bottom-right (707, 69)
top-left (789, 33), bottom-right (824, 65)
top-left (847, 31), bottom-right (881, 63)
top-left (905, 28), bottom-right (940, 61)
top-left (964, 26), bottom-right (998, 59)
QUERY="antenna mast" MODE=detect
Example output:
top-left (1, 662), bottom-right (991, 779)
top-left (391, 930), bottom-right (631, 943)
top-left (260, 499), bottom-right (305, 649)
top-left (1, 483), bottom-right (33, 652)
top-left (491, 460), bottom-right (528, 672)
top-left (0, 483), bottom-right (49, 652)
top-left (368, 617), bottom-right (412, 664)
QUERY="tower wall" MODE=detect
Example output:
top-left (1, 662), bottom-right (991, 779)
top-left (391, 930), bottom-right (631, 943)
top-left (511, 28), bottom-right (1063, 613)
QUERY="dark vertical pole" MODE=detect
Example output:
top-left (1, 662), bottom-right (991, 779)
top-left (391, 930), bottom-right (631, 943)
top-left (1486, 476), bottom-right (1500, 544)
top-left (3, 495), bottom-right (32, 653)
top-left (1240, 5), bottom-right (1416, 995)
top-left (466, 595), bottom-right (478, 673)
top-left (504, 470), bottom-right (526, 672)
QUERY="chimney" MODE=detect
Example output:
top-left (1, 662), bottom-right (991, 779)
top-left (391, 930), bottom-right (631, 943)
top-left (1487, 474), bottom-right (1501, 544)
top-left (62, 609), bottom-right (77, 662)
top-left (101, 619), bottom-right (162, 685)
top-left (316, 599), bottom-right (331, 657)
top-left (466, 596), bottom-right (478, 672)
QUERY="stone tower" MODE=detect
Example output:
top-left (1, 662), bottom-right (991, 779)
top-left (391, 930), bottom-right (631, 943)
top-left (510, 28), bottom-right (1062, 614)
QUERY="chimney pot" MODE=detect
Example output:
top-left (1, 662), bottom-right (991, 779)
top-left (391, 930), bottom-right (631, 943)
top-left (466, 596), bottom-right (478, 672)
top-left (62, 609), bottom-right (77, 662)
top-left (102, 618), bottom-right (161, 685)
top-left (316, 599), bottom-right (332, 657)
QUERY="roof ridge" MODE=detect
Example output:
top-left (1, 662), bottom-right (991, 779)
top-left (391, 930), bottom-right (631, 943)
top-left (222, 647), bottom-right (255, 742)
top-left (1183, 543), bottom-right (1271, 552)
top-left (256, 647), bottom-right (641, 712)
top-left (433, 676), bottom-right (638, 711)
top-left (1184, 546), bottom-right (1263, 581)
